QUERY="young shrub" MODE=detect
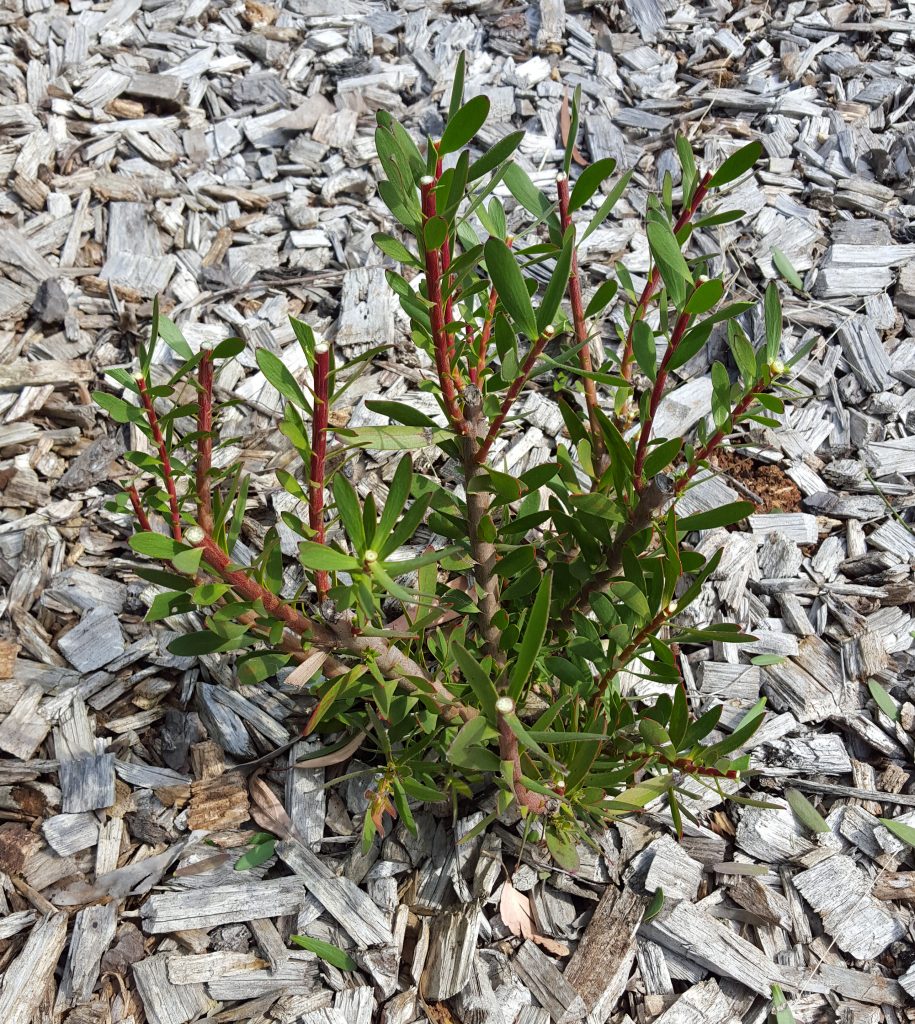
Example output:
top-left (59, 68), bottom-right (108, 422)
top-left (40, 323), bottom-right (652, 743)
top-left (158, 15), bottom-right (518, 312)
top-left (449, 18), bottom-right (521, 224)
top-left (96, 70), bottom-right (802, 860)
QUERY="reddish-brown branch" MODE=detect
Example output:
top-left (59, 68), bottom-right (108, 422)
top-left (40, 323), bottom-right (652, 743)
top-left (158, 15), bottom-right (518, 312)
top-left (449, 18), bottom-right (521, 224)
top-left (128, 484), bottom-right (152, 533)
top-left (420, 177), bottom-right (468, 435)
top-left (594, 603), bottom-right (674, 706)
top-left (476, 284), bottom-right (499, 383)
top-left (309, 343), bottom-right (331, 600)
top-left (632, 308), bottom-right (693, 491)
top-left (475, 329), bottom-right (553, 465)
top-left (674, 380), bottom-right (768, 496)
top-left (498, 707), bottom-right (549, 813)
top-left (620, 750), bottom-right (738, 780)
top-left (620, 172), bottom-right (713, 382)
top-left (137, 375), bottom-right (182, 542)
top-left (196, 346), bottom-right (214, 536)
top-left (556, 174), bottom-right (604, 468)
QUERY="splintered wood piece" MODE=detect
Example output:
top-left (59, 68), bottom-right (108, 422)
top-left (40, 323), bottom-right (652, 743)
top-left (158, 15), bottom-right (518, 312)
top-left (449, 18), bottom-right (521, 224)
top-left (512, 940), bottom-right (587, 1023)
top-left (0, 912), bottom-right (68, 1024)
top-left (793, 855), bottom-right (906, 959)
top-left (187, 770), bottom-right (250, 830)
top-left (59, 753), bottom-right (116, 812)
top-left (652, 979), bottom-right (740, 1024)
top-left (133, 954), bottom-right (213, 1024)
top-left (55, 902), bottom-right (118, 1010)
top-left (0, 684), bottom-right (50, 758)
top-left (565, 886), bottom-right (645, 1019)
top-left (276, 839), bottom-right (394, 949)
top-left (334, 986), bottom-right (375, 1024)
top-left (141, 878), bottom-right (309, 934)
top-left (640, 900), bottom-right (786, 997)
top-left (420, 902), bottom-right (481, 1002)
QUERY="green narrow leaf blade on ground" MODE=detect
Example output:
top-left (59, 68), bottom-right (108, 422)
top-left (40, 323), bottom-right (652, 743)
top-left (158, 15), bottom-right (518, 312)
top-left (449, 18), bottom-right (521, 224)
top-left (771, 247), bottom-right (804, 290)
top-left (879, 816), bottom-right (915, 848)
top-left (785, 788), bottom-right (830, 834)
top-left (868, 677), bottom-right (899, 722)
top-left (484, 236), bottom-right (538, 340)
top-left (290, 935), bottom-right (357, 971)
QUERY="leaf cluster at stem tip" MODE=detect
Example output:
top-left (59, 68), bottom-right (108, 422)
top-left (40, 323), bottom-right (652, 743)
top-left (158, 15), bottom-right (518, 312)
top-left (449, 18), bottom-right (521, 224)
top-left (96, 60), bottom-right (796, 861)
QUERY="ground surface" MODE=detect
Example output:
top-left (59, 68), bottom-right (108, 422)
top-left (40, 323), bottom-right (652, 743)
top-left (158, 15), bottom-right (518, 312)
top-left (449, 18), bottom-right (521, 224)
top-left (1, 1), bottom-right (915, 1022)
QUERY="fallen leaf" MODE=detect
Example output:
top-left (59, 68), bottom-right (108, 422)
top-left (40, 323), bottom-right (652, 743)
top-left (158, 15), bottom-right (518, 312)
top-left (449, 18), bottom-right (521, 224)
top-left (248, 772), bottom-right (296, 841)
top-left (286, 649), bottom-right (328, 686)
top-left (499, 878), bottom-right (569, 957)
top-left (292, 730), bottom-right (367, 770)
top-left (560, 88), bottom-right (588, 168)
top-left (500, 879), bottom-right (535, 939)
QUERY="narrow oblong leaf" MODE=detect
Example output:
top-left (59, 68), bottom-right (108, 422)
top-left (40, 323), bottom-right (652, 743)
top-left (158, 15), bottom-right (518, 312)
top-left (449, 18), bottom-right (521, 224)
top-left (708, 141), bottom-right (762, 188)
top-left (685, 278), bottom-right (724, 315)
top-left (298, 541), bottom-right (361, 572)
top-left (290, 935), bottom-right (357, 971)
top-left (868, 677), bottom-right (899, 722)
top-left (785, 788), bottom-right (830, 834)
top-left (879, 816), bottom-right (915, 849)
top-left (484, 237), bottom-right (538, 340)
top-left (678, 501), bottom-right (756, 533)
top-left (536, 229), bottom-right (574, 334)
top-left (569, 157), bottom-right (617, 213)
top-left (452, 642), bottom-right (499, 723)
top-left (764, 282), bottom-right (782, 361)
top-left (508, 573), bottom-right (552, 700)
top-left (256, 349), bottom-right (309, 409)
top-left (772, 246), bottom-right (804, 290)
top-left (438, 95), bottom-right (490, 156)
top-left (129, 532), bottom-right (184, 559)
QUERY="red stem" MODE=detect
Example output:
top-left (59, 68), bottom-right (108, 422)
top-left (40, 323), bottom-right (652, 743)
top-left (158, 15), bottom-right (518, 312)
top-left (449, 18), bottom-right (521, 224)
top-left (309, 344), bottom-right (331, 600)
top-left (420, 177), bottom-right (468, 435)
top-left (477, 284), bottom-right (499, 382)
top-left (674, 380), bottom-right (768, 495)
top-left (475, 331), bottom-right (552, 465)
top-left (556, 174), bottom-right (604, 463)
top-left (128, 484), bottom-right (152, 533)
top-left (632, 308), bottom-right (693, 491)
top-left (196, 347), bottom-right (214, 536)
top-left (137, 375), bottom-right (182, 542)
top-left (620, 172), bottom-right (713, 381)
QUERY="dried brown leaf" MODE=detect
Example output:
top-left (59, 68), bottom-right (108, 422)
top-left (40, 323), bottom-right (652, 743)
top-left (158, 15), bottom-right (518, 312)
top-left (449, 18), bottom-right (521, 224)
top-left (500, 879), bottom-right (535, 939)
top-left (560, 89), bottom-right (587, 168)
top-left (248, 771), bottom-right (296, 840)
top-left (292, 730), bottom-right (367, 770)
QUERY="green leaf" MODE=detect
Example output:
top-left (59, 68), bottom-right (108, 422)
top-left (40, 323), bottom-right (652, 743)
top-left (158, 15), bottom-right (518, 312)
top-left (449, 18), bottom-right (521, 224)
top-left (609, 580), bottom-right (650, 617)
top-left (332, 475), bottom-right (365, 551)
top-left (129, 532), bottom-right (183, 559)
top-left (646, 218), bottom-right (692, 305)
top-left (785, 789), bottom-right (830, 834)
top-left (546, 830), bottom-right (580, 872)
top-left (750, 654), bottom-right (785, 666)
top-left (868, 678), bottom-right (899, 722)
top-left (171, 547), bottom-right (203, 574)
top-left (582, 169), bottom-right (632, 242)
top-left (157, 315), bottom-right (194, 361)
top-left (569, 157), bottom-right (617, 212)
top-left (334, 425), bottom-right (450, 451)
top-left (213, 336), bottom-right (245, 360)
top-left (168, 631), bottom-right (230, 656)
top-left (448, 52), bottom-right (465, 124)
top-left (364, 400), bottom-right (439, 429)
top-left (484, 236), bottom-right (539, 340)
top-left (563, 84), bottom-right (581, 176)
top-left (439, 95), bottom-right (490, 156)
top-left (256, 349), bottom-right (309, 409)
top-left (290, 935), bottom-right (357, 972)
top-left (772, 247), bottom-right (803, 290)
top-left (95, 390), bottom-right (141, 424)
top-left (423, 216), bottom-right (448, 252)
top-left (632, 320), bottom-right (656, 381)
top-left (234, 838), bottom-right (276, 870)
top-left (536, 228), bottom-right (575, 334)
top-left (643, 887), bottom-right (665, 923)
top-left (685, 278), bottom-right (724, 315)
top-left (644, 437), bottom-right (682, 478)
top-left (508, 573), bottom-right (551, 701)
top-left (373, 232), bottom-right (417, 265)
top-left (503, 163), bottom-right (559, 239)
top-left (764, 282), bottom-right (782, 361)
top-left (467, 130), bottom-right (524, 182)
top-left (452, 642), bottom-right (499, 723)
top-left (708, 141), bottom-right (762, 188)
top-left (879, 816), bottom-right (915, 849)
top-left (584, 279), bottom-right (618, 318)
top-left (447, 715), bottom-right (500, 770)
top-left (678, 501), bottom-right (756, 532)
top-left (298, 541), bottom-right (361, 571)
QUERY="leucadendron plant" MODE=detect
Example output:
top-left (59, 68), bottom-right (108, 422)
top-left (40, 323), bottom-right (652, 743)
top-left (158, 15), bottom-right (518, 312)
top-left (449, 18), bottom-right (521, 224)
top-left (96, 64), bottom-right (810, 866)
